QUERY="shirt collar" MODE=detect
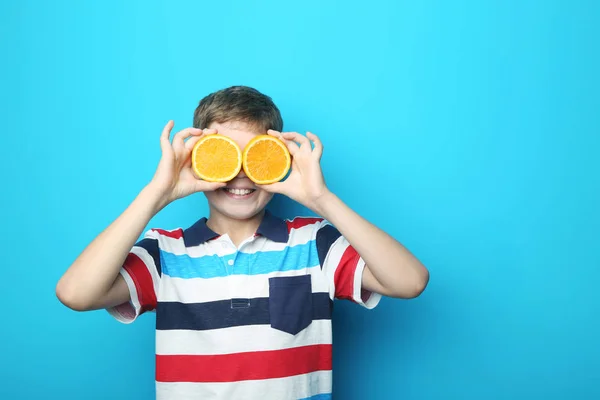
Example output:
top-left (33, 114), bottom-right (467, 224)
top-left (183, 210), bottom-right (289, 247)
top-left (183, 217), bottom-right (219, 247)
top-left (255, 210), bottom-right (289, 243)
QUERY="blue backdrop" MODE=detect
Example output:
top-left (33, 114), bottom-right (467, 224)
top-left (1, 1), bottom-right (599, 399)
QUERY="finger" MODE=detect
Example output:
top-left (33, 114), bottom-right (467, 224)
top-left (185, 135), bottom-right (204, 152)
top-left (267, 129), bottom-right (282, 138)
top-left (183, 129), bottom-right (205, 144)
top-left (270, 130), bottom-right (300, 155)
top-left (281, 137), bottom-right (300, 156)
top-left (160, 120), bottom-right (175, 150)
top-left (306, 132), bottom-right (323, 159)
top-left (197, 181), bottom-right (227, 192)
top-left (257, 181), bottom-right (285, 194)
top-left (282, 131), bottom-right (311, 149)
top-left (173, 127), bottom-right (203, 152)
top-left (184, 128), bottom-right (217, 153)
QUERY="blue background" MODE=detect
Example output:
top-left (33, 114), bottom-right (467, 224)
top-left (1, 1), bottom-right (599, 399)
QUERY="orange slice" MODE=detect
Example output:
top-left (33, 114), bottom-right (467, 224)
top-left (191, 134), bottom-right (242, 182)
top-left (242, 135), bottom-right (291, 185)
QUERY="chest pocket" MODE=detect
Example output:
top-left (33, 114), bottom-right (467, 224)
top-left (268, 274), bottom-right (313, 335)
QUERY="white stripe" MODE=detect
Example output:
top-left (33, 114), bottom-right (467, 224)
top-left (131, 246), bottom-right (160, 294)
top-left (145, 228), bottom-right (163, 242)
top-left (149, 230), bottom-right (188, 255)
top-left (156, 319), bottom-right (332, 356)
top-left (321, 235), bottom-right (349, 301)
top-left (106, 268), bottom-right (140, 324)
top-left (353, 258), bottom-right (382, 309)
top-left (159, 265), bottom-right (329, 304)
top-left (156, 221), bottom-right (319, 257)
top-left (156, 370), bottom-right (332, 400)
top-left (287, 219), bottom-right (321, 245)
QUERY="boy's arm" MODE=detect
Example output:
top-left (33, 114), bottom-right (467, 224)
top-left (260, 130), bottom-right (429, 299)
top-left (313, 192), bottom-right (429, 298)
top-left (56, 121), bottom-right (225, 311)
top-left (56, 186), bottom-right (164, 311)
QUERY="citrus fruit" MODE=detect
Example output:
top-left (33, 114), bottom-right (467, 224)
top-left (242, 135), bottom-right (291, 185)
top-left (191, 134), bottom-right (242, 182)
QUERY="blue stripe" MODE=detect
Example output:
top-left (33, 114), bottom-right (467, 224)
top-left (298, 394), bottom-right (332, 400)
top-left (160, 240), bottom-right (320, 279)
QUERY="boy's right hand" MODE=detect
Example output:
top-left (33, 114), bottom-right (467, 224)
top-left (148, 120), bottom-right (226, 208)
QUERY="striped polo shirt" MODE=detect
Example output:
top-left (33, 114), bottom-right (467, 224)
top-left (107, 211), bottom-right (381, 400)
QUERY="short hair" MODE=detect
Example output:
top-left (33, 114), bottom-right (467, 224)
top-left (193, 86), bottom-right (283, 132)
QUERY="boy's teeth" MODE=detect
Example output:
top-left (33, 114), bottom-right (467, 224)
top-left (226, 188), bottom-right (253, 195)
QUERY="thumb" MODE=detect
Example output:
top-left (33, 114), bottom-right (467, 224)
top-left (196, 181), bottom-right (226, 193)
top-left (257, 182), bottom-right (285, 194)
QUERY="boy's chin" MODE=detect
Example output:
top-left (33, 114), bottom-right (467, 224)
top-left (205, 190), bottom-right (273, 221)
top-left (209, 200), bottom-right (271, 221)
top-left (214, 206), bottom-right (265, 221)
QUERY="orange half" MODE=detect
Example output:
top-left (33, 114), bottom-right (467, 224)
top-left (191, 134), bottom-right (242, 182)
top-left (242, 135), bottom-right (291, 185)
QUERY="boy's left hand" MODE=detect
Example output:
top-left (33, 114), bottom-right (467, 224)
top-left (258, 130), bottom-right (331, 212)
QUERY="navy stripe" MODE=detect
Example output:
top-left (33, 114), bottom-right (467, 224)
top-left (136, 238), bottom-right (161, 276)
top-left (315, 224), bottom-right (342, 268)
top-left (156, 292), bottom-right (333, 331)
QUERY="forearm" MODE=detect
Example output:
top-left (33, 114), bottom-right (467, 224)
top-left (261, 129), bottom-right (428, 297)
top-left (313, 191), bottom-right (428, 298)
top-left (56, 184), bottom-right (165, 310)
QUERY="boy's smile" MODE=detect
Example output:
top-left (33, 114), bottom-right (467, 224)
top-left (221, 185), bottom-right (257, 199)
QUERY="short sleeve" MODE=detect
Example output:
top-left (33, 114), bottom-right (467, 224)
top-left (107, 230), bottom-right (162, 323)
top-left (316, 221), bottom-right (381, 309)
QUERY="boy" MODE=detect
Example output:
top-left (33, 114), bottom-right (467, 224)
top-left (56, 86), bottom-right (429, 400)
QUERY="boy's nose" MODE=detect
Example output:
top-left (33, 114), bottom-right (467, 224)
top-left (236, 168), bottom-right (247, 178)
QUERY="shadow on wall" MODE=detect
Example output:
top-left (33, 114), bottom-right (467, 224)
top-left (332, 292), bottom-right (440, 399)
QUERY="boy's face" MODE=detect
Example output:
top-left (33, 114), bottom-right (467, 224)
top-left (203, 120), bottom-right (274, 221)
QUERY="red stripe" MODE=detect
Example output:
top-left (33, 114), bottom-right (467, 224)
top-left (286, 217), bottom-right (323, 232)
top-left (123, 253), bottom-right (157, 312)
top-left (156, 344), bottom-right (332, 383)
top-left (334, 246), bottom-right (360, 301)
top-left (151, 228), bottom-right (183, 239)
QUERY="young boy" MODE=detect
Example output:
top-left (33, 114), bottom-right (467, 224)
top-left (56, 86), bottom-right (429, 400)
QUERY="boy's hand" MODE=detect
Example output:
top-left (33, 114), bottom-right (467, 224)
top-left (149, 121), bottom-right (226, 208)
top-left (259, 130), bottom-right (331, 213)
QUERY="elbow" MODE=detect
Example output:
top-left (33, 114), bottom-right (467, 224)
top-left (408, 267), bottom-right (429, 298)
top-left (392, 266), bottom-right (430, 299)
top-left (55, 278), bottom-right (93, 312)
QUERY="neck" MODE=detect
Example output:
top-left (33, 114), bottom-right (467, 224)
top-left (206, 209), bottom-right (265, 247)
